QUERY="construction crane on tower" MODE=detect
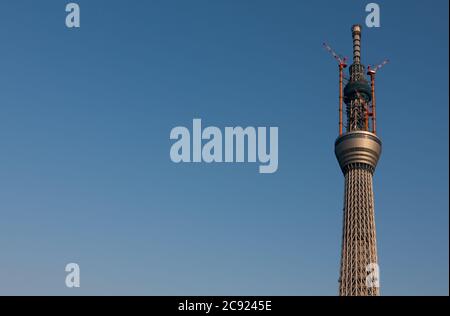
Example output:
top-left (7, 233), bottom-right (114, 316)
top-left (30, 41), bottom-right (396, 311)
top-left (323, 42), bottom-right (348, 135)
top-left (323, 41), bottom-right (389, 135)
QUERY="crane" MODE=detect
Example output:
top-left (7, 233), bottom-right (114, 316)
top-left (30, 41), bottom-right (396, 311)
top-left (323, 42), bottom-right (348, 67)
top-left (323, 42), bottom-right (348, 135)
top-left (367, 59), bottom-right (389, 75)
top-left (367, 59), bottom-right (389, 134)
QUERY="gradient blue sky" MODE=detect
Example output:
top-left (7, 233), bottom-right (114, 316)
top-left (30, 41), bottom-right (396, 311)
top-left (0, 0), bottom-right (448, 295)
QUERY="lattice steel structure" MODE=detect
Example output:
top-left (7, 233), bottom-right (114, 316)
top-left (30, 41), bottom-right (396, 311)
top-left (333, 25), bottom-right (383, 296)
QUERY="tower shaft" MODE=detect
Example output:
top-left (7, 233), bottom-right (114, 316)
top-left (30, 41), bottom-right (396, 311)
top-left (339, 164), bottom-right (379, 296)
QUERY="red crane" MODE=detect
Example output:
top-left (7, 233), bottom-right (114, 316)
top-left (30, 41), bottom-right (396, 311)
top-left (323, 43), bottom-right (348, 135)
top-left (367, 59), bottom-right (389, 75)
top-left (367, 59), bottom-right (389, 134)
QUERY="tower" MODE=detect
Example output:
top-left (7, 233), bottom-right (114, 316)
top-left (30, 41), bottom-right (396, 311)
top-left (332, 25), bottom-right (385, 296)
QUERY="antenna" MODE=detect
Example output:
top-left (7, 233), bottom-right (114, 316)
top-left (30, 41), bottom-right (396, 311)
top-left (351, 24), bottom-right (362, 64)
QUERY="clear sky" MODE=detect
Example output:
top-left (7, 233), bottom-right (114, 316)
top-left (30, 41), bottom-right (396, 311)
top-left (0, 0), bottom-right (448, 295)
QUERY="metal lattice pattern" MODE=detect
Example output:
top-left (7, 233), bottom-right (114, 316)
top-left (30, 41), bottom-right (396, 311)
top-left (339, 164), bottom-right (379, 296)
top-left (346, 98), bottom-right (366, 132)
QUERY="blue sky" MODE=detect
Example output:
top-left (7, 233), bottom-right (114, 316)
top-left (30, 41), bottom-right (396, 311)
top-left (0, 0), bottom-right (448, 295)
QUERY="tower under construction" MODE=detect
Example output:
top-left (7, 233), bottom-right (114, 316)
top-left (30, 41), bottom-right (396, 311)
top-left (325, 25), bottom-right (388, 296)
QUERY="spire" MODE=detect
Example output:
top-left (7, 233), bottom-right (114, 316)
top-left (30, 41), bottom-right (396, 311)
top-left (348, 24), bottom-right (367, 83)
top-left (351, 24), bottom-right (362, 64)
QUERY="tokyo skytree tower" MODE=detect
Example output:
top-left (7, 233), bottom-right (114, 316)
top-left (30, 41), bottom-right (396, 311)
top-left (325, 24), bottom-right (388, 296)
